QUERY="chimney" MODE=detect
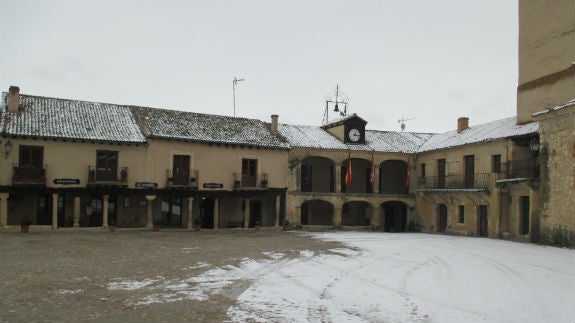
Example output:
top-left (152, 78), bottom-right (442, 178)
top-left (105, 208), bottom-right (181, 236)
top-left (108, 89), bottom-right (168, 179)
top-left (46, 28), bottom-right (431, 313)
top-left (7, 86), bottom-right (20, 113)
top-left (457, 117), bottom-right (469, 133)
top-left (271, 114), bottom-right (279, 135)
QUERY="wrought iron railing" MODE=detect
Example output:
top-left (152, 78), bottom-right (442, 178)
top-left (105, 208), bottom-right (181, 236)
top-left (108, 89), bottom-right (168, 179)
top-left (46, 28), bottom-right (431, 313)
top-left (497, 159), bottom-right (538, 180)
top-left (233, 173), bottom-right (269, 189)
top-left (417, 173), bottom-right (490, 190)
top-left (88, 166), bottom-right (128, 183)
top-left (166, 169), bottom-right (199, 188)
top-left (12, 163), bottom-right (47, 185)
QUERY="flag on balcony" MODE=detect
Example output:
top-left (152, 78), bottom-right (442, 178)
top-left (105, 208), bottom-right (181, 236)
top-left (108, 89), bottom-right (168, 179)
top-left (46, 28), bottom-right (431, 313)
top-left (405, 163), bottom-right (411, 189)
top-left (345, 154), bottom-right (352, 188)
top-left (369, 154), bottom-right (375, 185)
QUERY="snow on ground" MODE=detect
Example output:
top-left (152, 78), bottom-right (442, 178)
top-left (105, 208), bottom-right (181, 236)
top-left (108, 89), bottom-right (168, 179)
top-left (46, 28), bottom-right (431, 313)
top-left (105, 233), bottom-right (574, 322)
top-left (228, 233), bottom-right (575, 323)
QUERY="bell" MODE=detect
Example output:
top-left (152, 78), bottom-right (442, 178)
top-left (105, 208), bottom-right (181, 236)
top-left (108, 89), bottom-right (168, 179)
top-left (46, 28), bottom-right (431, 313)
top-left (333, 103), bottom-right (339, 112)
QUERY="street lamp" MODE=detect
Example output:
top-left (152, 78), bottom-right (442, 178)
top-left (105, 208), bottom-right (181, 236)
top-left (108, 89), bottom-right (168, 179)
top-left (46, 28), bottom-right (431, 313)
top-left (233, 77), bottom-right (245, 117)
top-left (529, 138), bottom-right (540, 157)
top-left (4, 140), bottom-right (12, 159)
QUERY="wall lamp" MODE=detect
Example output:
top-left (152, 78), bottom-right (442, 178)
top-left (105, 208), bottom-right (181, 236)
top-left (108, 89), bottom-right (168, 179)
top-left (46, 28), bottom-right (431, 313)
top-left (4, 140), bottom-right (12, 159)
top-left (529, 138), bottom-right (540, 158)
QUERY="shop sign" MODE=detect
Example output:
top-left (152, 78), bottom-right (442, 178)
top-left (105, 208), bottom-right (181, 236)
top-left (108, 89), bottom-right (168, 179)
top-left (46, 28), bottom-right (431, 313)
top-left (203, 183), bottom-right (223, 189)
top-left (53, 178), bottom-right (80, 185)
top-left (135, 182), bottom-right (158, 189)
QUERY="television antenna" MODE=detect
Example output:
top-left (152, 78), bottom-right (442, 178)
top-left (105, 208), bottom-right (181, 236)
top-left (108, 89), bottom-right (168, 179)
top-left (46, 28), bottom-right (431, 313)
top-left (323, 84), bottom-right (350, 124)
top-left (233, 77), bottom-right (245, 117)
top-left (398, 116), bottom-right (415, 132)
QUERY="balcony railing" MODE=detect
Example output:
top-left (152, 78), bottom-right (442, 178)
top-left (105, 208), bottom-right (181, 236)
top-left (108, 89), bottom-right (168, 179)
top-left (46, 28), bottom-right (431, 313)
top-left (497, 159), bottom-right (538, 180)
top-left (88, 166), bottom-right (128, 184)
top-left (233, 173), bottom-right (269, 189)
top-left (166, 169), bottom-right (199, 189)
top-left (417, 173), bottom-right (490, 190)
top-left (12, 163), bottom-right (47, 186)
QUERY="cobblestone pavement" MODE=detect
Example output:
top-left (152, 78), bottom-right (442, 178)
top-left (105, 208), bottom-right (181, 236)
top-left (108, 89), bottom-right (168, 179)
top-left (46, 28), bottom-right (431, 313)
top-left (0, 228), bottom-right (343, 323)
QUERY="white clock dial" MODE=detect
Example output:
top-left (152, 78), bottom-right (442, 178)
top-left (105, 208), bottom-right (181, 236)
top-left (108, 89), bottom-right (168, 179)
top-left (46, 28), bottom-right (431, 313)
top-left (349, 128), bottom-right (360, 142)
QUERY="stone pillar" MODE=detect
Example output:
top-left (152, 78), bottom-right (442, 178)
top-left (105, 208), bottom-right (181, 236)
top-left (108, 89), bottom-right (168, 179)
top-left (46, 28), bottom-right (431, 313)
top-left (102, 194), bottom-right (109, 228)
top-left (145, 195), bottom-right (157, 229)
top-left (244, 198), bottom-right (251, 228)
top-left (52, 193), bottom-right (59, 230)
top-left (334, 206), bottom-right (342, 226)
top-left (213, 198), bottom-right (219, 230)
top-left (335, 166), bottom-right (342, 193)
top-left (0, 193), bottom-right (9, 227)
top-left (73, 196), bottom-right (81, 228)
top-left (295, 164), bottom-right (302, 191)
top-left (275, 196), bottom-right (281, 228)
top-left (371, 203), bottom-right (381, 228)
top-left (187, 197), bottom-right (194, 229)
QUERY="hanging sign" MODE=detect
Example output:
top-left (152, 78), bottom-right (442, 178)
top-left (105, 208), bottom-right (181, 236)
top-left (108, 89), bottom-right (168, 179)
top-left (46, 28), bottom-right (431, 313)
top-left (203, 183), bottom-right (223, 189)
top-left (135, 182), bottom-right (158, 189)
top-left (53, 178), bottom-right (80, 185)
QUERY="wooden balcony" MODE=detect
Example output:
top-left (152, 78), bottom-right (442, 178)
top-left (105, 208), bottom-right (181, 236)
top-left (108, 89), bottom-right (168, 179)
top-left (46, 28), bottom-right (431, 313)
top-left (12, 163), bottom-right (47, 186)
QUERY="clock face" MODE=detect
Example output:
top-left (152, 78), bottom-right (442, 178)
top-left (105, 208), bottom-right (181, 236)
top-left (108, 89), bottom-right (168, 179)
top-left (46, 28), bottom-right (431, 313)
top-left (348, 128), bottom-right (361, 142)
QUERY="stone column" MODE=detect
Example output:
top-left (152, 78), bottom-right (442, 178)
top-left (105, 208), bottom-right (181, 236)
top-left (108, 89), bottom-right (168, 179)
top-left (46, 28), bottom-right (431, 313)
top-left (145, 195), bottom-right (157, 229)
top-left (274, 195), bottom-right (281, 229)
top-left (73, 196), bottom-right (81, 228)
top-left (213, 198), bottom-right (219, 230)
top-left (52, 193), bottom-right (59, 230)
top-left (187, 197), bottom-right (194, 229)
top-left (335, 166), bottom-right (342, 193)
top-left (244, 198), bottom-right (251, 228)
top-left (102, 194), bottom-right (109, 228)
top-left (334, 206), bottom-right (342, 226)
top-left (0, 193), bottom-right (9, 227)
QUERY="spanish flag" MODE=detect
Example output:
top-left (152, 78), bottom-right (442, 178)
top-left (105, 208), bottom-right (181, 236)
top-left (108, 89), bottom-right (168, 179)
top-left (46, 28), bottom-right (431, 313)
top-left (345, 154), bottom-right (352, 188)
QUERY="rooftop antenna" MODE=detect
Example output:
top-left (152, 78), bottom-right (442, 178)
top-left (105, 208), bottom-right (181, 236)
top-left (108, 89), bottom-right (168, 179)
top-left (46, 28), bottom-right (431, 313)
top-left (323, 84), bottom-right (350, 124)
top-left (233, 77), bottom-right (245, 117)
top-left (398, 116), bottom-right (415, 132)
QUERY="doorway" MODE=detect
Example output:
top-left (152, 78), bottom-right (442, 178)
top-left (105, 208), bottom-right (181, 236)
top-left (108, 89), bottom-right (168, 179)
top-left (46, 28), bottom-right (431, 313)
top-left (437, 204), bottom-right (447, 233)
top-left (200, 197), bottom-right (215, 229)
top-left (520, 196), bottom-right (530, 235)
top-left (478, 205), bottom-right (488, 237)
top-left (161, 198), bottom-right (182, 227)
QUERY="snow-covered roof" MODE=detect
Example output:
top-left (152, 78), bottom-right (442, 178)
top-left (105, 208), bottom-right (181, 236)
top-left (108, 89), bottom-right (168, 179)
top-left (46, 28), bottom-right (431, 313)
top-left (0, 92), bottom-right (147, 144)
top-left (278, 123), bottom-right (431, 153)
top-left (130, 106), bottom-right (289, 149)
top-left (321, 113), bottom-right (366, 129)
top-left (532, 99), bottom-right (575, 117)
top-left (417, 117), bottom-right (538, 153)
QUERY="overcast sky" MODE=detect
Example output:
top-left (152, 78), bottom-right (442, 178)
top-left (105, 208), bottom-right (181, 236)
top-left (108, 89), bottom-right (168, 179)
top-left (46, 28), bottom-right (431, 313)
top-left (0, 0), bottom-right (518, 133)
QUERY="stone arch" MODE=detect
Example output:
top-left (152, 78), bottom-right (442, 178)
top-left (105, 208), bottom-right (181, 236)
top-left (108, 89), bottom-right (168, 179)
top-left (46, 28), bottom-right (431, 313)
top-left (380, 160), bottom-right (408, 194)
top-left (340, 157), bottom-right (372, 193)
top-left (301, 157), bottom-right (336, 193)
top-left (380, 201), bottom-right (407, 232)
top-left (301, 200), bottom-right (334, 225)
top-left (342, 201), bottom-right (372, 226)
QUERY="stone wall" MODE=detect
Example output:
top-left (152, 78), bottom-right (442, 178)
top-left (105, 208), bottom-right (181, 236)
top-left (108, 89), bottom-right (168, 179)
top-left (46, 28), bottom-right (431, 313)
top-left (535, 104), bottom-right (575, 246)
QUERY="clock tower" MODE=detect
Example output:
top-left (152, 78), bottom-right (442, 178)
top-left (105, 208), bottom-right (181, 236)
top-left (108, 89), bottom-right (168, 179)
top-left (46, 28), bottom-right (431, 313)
top-left (321, 113), bottom-right (367, 144)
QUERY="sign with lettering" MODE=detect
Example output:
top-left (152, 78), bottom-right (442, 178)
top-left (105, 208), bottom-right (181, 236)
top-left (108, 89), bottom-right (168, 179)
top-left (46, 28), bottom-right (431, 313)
top-left (53, 178), bottom-right (80, 185)
top-left (203, 183), bottom-right (223, 189)
top-left (135, 182), bottom-right (158, 189)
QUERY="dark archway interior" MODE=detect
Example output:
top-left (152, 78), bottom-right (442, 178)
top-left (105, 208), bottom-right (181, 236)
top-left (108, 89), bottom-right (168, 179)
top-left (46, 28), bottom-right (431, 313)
top-left (301, 200), bottom-right (334, 225)
top-left (381, 201), bottom-right (407, 232)
top-left (380, 160), bottom-right (408, 194)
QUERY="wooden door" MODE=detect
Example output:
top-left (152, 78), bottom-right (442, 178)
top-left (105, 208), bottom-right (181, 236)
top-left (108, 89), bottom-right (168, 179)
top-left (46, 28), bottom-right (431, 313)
top-left (173, 155), bottom-right (190, 185)
top-left (437, 204), bottom-right (447, 233)
top-left (242, 159), bottom-right (257, 187)
top-left (437, 159), bottom-right (446, 188)
top-left (478, 205), bottom-right (488, 237)
top-left (96, 150), bottom-right (118, 181)
top-left (520, 196), bottom-right (530, 235)
top-left (464, 155), bottom-right (475, 188)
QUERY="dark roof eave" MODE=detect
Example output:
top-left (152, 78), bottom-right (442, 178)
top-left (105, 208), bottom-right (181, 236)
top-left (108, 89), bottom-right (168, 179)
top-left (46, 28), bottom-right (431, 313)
top-left (147, 135), bottom-right (290, 150)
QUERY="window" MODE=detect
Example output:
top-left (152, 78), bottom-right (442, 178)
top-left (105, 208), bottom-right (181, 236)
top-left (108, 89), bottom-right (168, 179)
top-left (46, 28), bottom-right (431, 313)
top-left (420, 163), bottom-right (426, 178)
top-left (96, 150), bottom-right (118, 181)
top-left (458, 205), bottom-right (465, 224)
top-left (19, 145), bottom-right (43, 168)
top-left (491, 154), bottom-right (501, 173)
